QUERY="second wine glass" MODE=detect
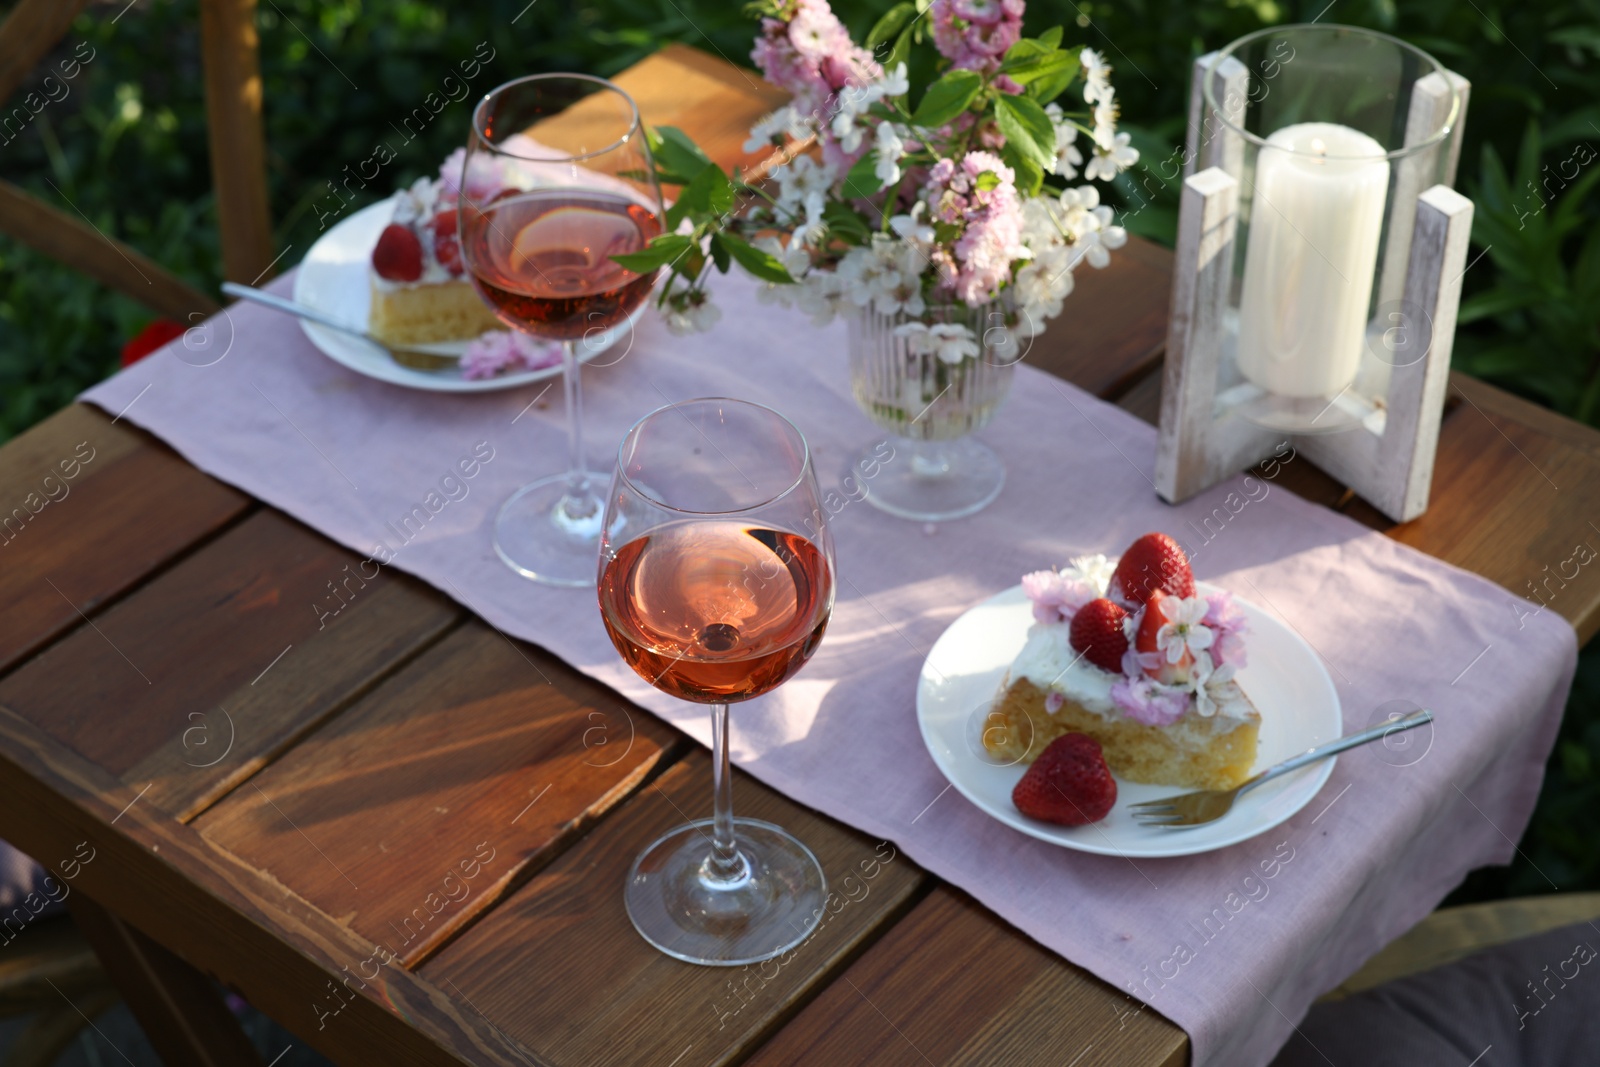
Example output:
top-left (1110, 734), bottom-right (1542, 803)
top-left (597, 398), bottom-right (835, 966)
top-left (460, 74), bottom-right (664, 587)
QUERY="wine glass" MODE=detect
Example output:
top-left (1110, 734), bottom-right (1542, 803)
top-left (460, 74), bottom-right (664, 587)
top-left (597, 398), bottom-right (835, 965)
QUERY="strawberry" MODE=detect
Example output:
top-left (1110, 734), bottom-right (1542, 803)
top-left (1012, 733), bottom-right (1117, 826)
top-left (432, 208), bottom-right (459, 240)
top-left (1135, 591), bottom-right (1192, 685)
top-left (435, 232), bottom-right (463, 274)
top-left (1069, 598), bottom-right (1130, 673)
top-left (372, 223), bottom-right (424, 282)
top-left (1110, 532), bottom-right (1194, 607)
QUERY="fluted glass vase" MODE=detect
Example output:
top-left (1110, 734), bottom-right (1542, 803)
top-left (847, 301), bottom-right (1019, 522)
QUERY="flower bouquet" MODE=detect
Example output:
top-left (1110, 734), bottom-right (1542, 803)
top-left (615, 0), bottom-right (1139, 520)
top-left (616, 0), bottom-right (1138, 344)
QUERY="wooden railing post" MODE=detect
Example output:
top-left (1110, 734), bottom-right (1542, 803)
top-left (199, 0), bottom-right (275, 285)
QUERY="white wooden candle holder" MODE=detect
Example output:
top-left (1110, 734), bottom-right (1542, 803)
top-left (1156, 50), bottom-right (1474, 523)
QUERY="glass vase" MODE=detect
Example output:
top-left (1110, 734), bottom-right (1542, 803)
top-left (846, 301), bottom-right (1019, 522)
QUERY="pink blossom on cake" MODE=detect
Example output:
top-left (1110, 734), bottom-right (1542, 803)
top-left (1022, 567), bottom-right (1099, 624)
top-left (1204, 590), bottom-right (1249, 669)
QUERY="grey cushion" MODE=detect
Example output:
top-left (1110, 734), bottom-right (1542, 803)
top-left (1271, 920), bottom-right (1600, 1067)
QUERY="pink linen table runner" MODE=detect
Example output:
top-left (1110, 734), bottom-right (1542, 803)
top-left (84, 270), bottom-right (1577, 1067)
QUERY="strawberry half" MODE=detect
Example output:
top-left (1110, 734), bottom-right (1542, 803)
top-left (1135, 591), bottom-right (1192, 685)
top-left (1110, 532), bottom-right (1194, 607)
top-left (372, 223), bottom-right (424, 282)
top-left (1012, 733), bottom-right (1117, 826)
top-left (1069, 598), bottom-right (1130, 673)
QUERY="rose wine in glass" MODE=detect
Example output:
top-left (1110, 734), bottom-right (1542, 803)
top-left (460, 75), bottom-right (663, 587)
top-left (598, 399), bottom-right (835, 966)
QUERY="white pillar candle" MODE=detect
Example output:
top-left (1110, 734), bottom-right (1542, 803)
top-left (1236, 122), bottom-right (1390, 398)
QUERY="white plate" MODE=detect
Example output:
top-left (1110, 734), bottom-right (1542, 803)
top-left (916, 582), bottom-right (1342, 858)
top-left (291, 197), bottom-right (638, 393)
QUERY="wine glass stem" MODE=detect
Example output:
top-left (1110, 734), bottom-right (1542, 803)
top-left (706, 701), bottom-right (748, 886)
top-left (560, 340), bottom-right (593, 508)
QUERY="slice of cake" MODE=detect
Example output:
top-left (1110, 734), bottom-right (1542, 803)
top-left (985, 533), bottom-right (1260, 791)
top-left (368, 151), bottom-right (503, 345)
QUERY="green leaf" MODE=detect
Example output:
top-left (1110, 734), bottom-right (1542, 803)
top-left (911, 68), bottom-right (982, 128)
top-left (717, 232), bottom-right (794, 283)
top-left (1037, 26), bottom-right (1063, 50)
top-left (647, 124), bottom-right (713, 185)
top-left (708, 232), bottom-right (731, 272)
top-left (665, 163), bottom-right (734, 228)
top-left (611, 233), bottom-right (695, 274)
top-left (842, 150), bottom-right (886, 199)
top-left (823, 200), bottom-right (873, 245)
top-left (1025, 60), bottom-right (1078, 105)
top-left (1001, 141), bottom-right (1045, 197)
top-left (995, 93), bottom-right (1057, 170)
top-left (886, 23), bottom-right (915, 78)
top-left (974, 170), bottom-right (1001, 193)
top-left (866, 2), bottom-right (916, 49)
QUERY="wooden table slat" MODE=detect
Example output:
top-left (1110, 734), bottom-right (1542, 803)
top-left (193, 621), bottom-right (681, 967)
top-left (744, 886), bottom-right (1185, 1067)
top-left (0, 702), bottom-right (539, 1067)
top-left (0, 508), bottom-right (460, 821)
top-left (420, 750), bottom-right (925, 1067)
top-left (0, 405), bottom-right (249, 674)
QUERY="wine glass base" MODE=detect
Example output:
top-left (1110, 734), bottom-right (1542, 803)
top-left (850, 436), bottom-right (1005, 522)
top-left (625, 818), bottom-right (827, 966)
top-left (493, 472), bottom-right (611, 587)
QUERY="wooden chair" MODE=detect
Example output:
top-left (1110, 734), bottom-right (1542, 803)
top-left (1322, 892), bottom-right (1600, 1000)
top-left (0, 0), bottom-right (276, 320)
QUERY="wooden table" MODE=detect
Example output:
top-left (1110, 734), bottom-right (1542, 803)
top-left (2, 45), bottom-right (1598, 1067)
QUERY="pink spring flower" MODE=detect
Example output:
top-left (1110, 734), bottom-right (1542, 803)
top-left (930, 0), bottom-right (1024, 74)
top-left (924, 151), bottom-right (1027, 305)
top-left (1021, 568), bottom-right (1099, 624)
top-left (460, 331), bottom-right (563, 380)
top-left (751, 0), bottom-right (881, 116)
top-left (1111, 675), bottom-right (1190, 727)
top-left (1203, 591), bottom-right (1249, 670)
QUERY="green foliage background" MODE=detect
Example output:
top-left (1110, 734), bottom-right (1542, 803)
top-left (1, 0), bottom-right (1598, 902)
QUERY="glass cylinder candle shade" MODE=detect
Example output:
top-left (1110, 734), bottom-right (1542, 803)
top-left (1202, 25), bottom-right (1459, 434)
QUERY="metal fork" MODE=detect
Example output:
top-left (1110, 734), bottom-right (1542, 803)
top-left (1129, 707), bottom-right (1434, 829)
top-left (221, 282), bottom-right (459, 371)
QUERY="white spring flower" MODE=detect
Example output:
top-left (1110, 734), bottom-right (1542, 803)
top-left (745, 106), bottom-right (798, 153)
top-left (875, 122), bottom-right (906, 188)
top-left (794, 270), bottom-right (850, 326)
top-left (895, 321), bottom-right (980, 365)
top-left (664, 292), bottom-right (722, 335)
top-left (878, 61), bottom-right (909, 98)
top-left (797, 190), bottom-right (830, 247)
top-left (772, 155), bottom-right (834, 217)
top-left (1086, 131), bottom-right (1140, 182)
top-left (1081, 47), bottom-right (1113, 106)
top-left (889, 202), bottom-right (936, 250)
top-left (1091, 93), bottom-right (1118, 151)
top-left (1043, 102), bottom-right (1085, 180)
top-left (832, 109), bottom-right (866, 155)
top-left (749, 235), bottom-right (810, 306)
